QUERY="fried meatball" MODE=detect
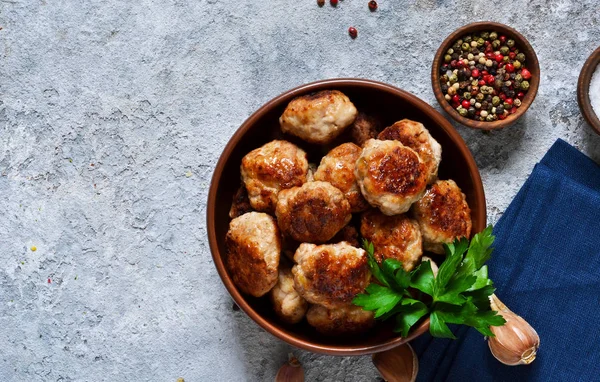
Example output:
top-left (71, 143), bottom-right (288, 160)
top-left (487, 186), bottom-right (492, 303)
top-left (314, 142), bottom-right (369, 212)
top-left (241, 140), bottom-right (309, 213)
top-left (355, 139), bottom-right (428, 216)
top-left (292, 242), bottom-right (371, 309)
top-left (412, 179), bottom-right (472, 254)
top-left (378, 119), bottom-right (442, 184)
top-left (225, 212), bottom-right (281, 297)
top-left (306, 304), bottom-right (375, 335)
top-left (279, 90), bottom-right (358, 144)
top-left (276, 181), bottom-right (352, 243)
top-left (328, 224), bottom-right (360, 247)
top-left (270, 267), bottom-right (308, 324)
top-left (229, 186), bottom-right (253, 219)
top-left (361, 209), bottom-right (423, 271)
top-left (349, 112), bottom-right (381, 147)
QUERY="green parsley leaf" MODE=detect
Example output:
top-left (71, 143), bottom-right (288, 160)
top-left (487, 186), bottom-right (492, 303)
top-left (409, 260), bottom-right (435, 296)
top-left (393, 298), bottom-right (430, 337)
top-left (436, 237), bottom-right (469, 292)
top-left (352, 283), bottom-right (403, 318)
top-left (430, 311), bottom-right (456, 339)
top-left (455, 226), bottom-right (495, 280)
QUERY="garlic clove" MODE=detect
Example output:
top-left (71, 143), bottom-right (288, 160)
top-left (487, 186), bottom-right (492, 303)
top-left (421, 256), bottom-right (439, 277)
top-left (372, 343), bottom-right (419, 382)
top-left (275, 353), bottom-right (305, 382)
top-left (488, 294), bottom-right (540, 366)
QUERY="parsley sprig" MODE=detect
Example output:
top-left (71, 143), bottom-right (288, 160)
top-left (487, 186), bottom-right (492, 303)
top-left (353, 226), bottom-right (506, 339)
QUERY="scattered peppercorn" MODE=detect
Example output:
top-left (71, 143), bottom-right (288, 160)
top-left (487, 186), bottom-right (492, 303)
top-left (438, 30), bottom-right (533, 122)
top-left (348, 26), bottom-right (358, 39)
top-left (317, 0), bottom-right (325, 6)
top-left (368, 0), bottom-right (378, 11)
top-left (330, 0), bottom-right (338, 5)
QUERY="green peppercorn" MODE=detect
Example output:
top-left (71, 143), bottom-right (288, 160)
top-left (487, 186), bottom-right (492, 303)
top-left (476, 93), bottom-right (485, 101)
top-left (492, 40), bottom-right (501, 49)
top-left (445, 54), bottom-right (452, 63)
top-left (462, 42), bottom-right (470, 51)
top-left (489, 31), bottom-right (498, 40)
top-left (486, 114), bottom-right (495, 122)
top-left (459, 108), bottom-right (469, 117)
top-left (464, 35), bottom-right (472, 43)
top-left (515, 74), bottom-right (523, 82)
top-left (520, 81), bottom-right (530, 91)
top-left (492, 96), bottom-right (500, 106)
top-left (471, 80), bottom-right (478, 86)
top-left (457, 39), bottom-right (463, 45)
top-left (507, 39), bottom-right (515, 48)
top-left (447, 48), bottom-right (454, 55)
top-left (494, 79), bottom-right (503, 89)
top-left (477, 38), bottom-right (485, 47)
top-left (503, 102), bottom-right (511, 110)
top-left (516, 53), bottom-right (526, 62)
top-left (481, 31), bottom-right (490, 39)
top-left (514, 60), bottom-right (522, 69)
top-left (449, 74), bottom-right (458, 83)
top-left (463, 92), bottom-right (472, 100)
top-left (500, 46), bottom-right (510, 55)
top-left (514, 99), bottom-right (522, 107)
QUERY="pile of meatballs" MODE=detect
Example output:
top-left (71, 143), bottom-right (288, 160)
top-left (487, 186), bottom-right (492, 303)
top-left (225, 90), bottom-right (472, 336)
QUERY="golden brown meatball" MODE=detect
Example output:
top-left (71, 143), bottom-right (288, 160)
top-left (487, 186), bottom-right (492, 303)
top-left (276, 181), bottom-right (352, 243)
top-left (279, 90), bottom-right (358, 144)
top-left (292, 242), bottom-right (371, 309)
top-left (412, 179), bottom-right (472, 254)
top-left (378, 119), bottom-right (442, 184)
top-left (355, 139), bottom-right (428, 216)
top-left (229, 186), bottom-right (253, 219)
top-left (270, 267), bottom-right (308, 324)
top-left (225, 212), bottom-right (281, 297)
top-left (306, 304), bottom-right (375, 335)
top-left (313, 142), bottom-right (369, 212)
top-left (361, 209), bottom-right (423, 271)
top-left (241, 140), bottom-right (309, 213)
top-left (349, 112), bottom-right (381, 147)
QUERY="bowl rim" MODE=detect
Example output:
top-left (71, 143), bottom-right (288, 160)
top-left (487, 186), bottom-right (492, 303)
top-left (431, 21), bottom-right (540, 130)
top-left (577, 45), bottom-right (600, 136)
top-left (206, 78), bottom-right (486, 355)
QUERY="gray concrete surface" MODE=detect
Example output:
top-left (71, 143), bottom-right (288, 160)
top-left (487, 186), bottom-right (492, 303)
top-left (1, 0), bottom-right (599, 381)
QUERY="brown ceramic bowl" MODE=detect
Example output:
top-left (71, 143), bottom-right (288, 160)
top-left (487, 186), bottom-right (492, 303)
top-left (206, 78), bottom-right (486, 355)
top-left (432, 22), bottom-right (540, 130)
top-left (577, 46), bottom-right (600, 135)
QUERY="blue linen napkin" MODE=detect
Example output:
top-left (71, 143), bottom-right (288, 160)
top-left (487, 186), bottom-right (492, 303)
top-left (411, 139), bottom-right (600, 381)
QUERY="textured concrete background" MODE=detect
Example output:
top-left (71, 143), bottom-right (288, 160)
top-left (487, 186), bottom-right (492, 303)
top-left (1, 0), bottom-right (599, 381)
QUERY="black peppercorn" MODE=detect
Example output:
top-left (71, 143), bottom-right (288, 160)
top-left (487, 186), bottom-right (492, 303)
top-left (496, 105), bottom-right (504, 114)
top-left (441, 84), bottom-right (449, 93)
top-left (506, 89), bottom-right (516, 98)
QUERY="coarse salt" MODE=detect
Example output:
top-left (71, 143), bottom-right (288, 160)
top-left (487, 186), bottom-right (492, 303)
top-left (589, 64), bottom-right (600, 119)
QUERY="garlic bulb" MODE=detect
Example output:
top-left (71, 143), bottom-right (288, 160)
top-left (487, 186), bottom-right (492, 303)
top-left (372, 343), bottom-right (419, 382)
top-left (275, 353), bottom-right (304, 382)
top-left (488, 294), bottom-right (540, 366)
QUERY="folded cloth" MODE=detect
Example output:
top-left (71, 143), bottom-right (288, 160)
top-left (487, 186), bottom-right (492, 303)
top-left (411, 139), bottom-right (600, 381)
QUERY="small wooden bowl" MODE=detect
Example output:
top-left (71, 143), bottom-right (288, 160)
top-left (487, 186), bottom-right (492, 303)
top-left (207, 78), bottom-right (486, 355)
top-left (577, 46), bottom-right (600, 135)
top-left (431, 22), bottom-right (540, 130)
